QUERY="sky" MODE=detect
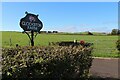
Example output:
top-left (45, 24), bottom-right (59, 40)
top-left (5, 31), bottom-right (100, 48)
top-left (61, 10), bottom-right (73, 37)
top-left (1, 0), bottom-right (119, 2)
top-left (1, 2), bottom-right (118, 32)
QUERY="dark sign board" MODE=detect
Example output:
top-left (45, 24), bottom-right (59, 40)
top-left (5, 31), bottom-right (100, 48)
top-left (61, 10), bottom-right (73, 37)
top-left (20, 12), bottom-right (43, 32)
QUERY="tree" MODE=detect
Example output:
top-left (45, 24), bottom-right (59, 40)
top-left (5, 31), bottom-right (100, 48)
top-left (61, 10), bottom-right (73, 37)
top-left (111, 29), bottom-right (120, 35)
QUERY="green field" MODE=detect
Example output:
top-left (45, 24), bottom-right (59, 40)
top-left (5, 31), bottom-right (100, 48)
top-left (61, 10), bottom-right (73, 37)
top-left (1, 31), bottom-right (119, 58)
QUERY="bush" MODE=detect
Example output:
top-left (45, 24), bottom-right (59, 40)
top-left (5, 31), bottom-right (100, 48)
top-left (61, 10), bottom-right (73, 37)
top-left (116, 40), bottom-right (120, 51)
top-left (2, 46), bottom-right (93, 80)
top-left (50, 41), bottom-right (93, 48)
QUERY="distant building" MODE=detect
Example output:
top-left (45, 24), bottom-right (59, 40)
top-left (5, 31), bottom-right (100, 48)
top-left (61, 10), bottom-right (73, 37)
top-left (88, 31), bottom-right (93, 35)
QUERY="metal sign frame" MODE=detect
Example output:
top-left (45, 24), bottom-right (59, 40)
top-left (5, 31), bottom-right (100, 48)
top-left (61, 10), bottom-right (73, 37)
top-left (20, 12), bottom-right (43, 46)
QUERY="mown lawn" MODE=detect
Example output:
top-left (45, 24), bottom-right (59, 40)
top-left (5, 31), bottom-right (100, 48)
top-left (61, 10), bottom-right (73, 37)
top-left (1, 31), bottom-right (119, 58)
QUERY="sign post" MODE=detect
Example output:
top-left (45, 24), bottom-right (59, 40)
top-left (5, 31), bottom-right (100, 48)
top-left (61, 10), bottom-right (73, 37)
top-left (20, 12), bottom-right (43, 46)
top-left (31, 30), bottom-right (34, 46)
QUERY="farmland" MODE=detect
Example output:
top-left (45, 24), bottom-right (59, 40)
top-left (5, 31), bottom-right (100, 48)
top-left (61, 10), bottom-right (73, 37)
top-left (1, 31), bottom-right (119, 58)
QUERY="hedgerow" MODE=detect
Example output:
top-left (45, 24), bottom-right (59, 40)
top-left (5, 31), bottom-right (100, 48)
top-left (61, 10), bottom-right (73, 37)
top-left (2, 46), bottom-right (93, 80)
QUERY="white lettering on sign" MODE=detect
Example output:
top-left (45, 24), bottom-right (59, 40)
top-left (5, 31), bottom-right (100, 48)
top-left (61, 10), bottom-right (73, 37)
top-left (21, 21), bottom-right (42, 28)
top-left (27, 26), bottom-right (37, 30)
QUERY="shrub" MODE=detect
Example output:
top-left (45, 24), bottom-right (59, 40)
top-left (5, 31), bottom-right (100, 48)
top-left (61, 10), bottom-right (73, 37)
top-left (2, 46), bottom-right (93, 80)
top-left (50, 41), bottom-right (93, 48)
top-left (116, 40), bottom-right (120, 51)
top-left (111, 29), bottom-right (120, 35)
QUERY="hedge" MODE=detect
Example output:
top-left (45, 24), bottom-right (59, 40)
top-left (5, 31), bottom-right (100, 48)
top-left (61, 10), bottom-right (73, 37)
top-left (2, 46), bottom-right (93, 80)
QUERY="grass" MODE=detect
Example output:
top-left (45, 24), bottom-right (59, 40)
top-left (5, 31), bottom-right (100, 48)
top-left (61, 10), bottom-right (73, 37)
top-left (1, 31), bottom-right (119, 58)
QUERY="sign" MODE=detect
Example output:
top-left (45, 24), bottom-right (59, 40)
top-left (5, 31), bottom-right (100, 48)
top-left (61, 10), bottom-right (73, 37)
top-left (20, 12), bottom-right (43, 32)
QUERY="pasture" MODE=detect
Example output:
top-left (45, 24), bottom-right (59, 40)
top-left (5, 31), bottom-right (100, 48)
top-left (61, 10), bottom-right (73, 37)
top-left (1, 31), bottom-right (119, 58)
